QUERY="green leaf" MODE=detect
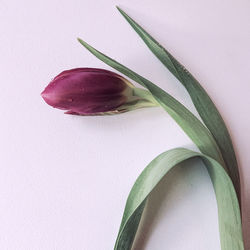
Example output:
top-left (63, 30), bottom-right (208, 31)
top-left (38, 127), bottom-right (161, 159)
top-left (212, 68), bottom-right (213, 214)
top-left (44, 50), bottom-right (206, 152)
top-left (116, 7), bottom-right (241, 202)
top-left (77, 38), bottom-right (224, 167)
top-left (114, 148), bottom-right (243, 250)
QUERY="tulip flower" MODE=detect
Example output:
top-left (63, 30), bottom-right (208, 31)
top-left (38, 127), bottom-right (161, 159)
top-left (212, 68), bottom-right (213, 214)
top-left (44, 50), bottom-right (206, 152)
top-left (41, 68), bottom-right (158, 115)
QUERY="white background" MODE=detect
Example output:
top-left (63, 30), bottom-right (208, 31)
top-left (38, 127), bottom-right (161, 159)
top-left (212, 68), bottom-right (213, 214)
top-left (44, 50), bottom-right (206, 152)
top-left (1, 0), bottom-right (250, 249)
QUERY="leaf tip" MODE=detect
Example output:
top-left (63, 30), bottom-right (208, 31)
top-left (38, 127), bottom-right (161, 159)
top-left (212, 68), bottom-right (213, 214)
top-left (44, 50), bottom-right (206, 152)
top-left (77, 37), bottom-right (83, 43)
top-left (77, 37), bottom-right (89, 48)
top-left (116, 6), bottom-right (126, 16)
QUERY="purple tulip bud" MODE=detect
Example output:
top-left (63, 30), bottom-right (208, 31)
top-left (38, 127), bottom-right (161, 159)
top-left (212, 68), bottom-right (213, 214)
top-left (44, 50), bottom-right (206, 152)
top-left (41, 68), bottom-right (158, 115)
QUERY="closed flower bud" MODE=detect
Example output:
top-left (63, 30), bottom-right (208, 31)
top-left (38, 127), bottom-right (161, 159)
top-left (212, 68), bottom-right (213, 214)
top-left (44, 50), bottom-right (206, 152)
top-left (41, 68), bottom-right (158, 115)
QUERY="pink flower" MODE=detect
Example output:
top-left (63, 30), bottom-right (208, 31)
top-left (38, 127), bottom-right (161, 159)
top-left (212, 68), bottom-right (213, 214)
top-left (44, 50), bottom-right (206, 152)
top-left (41, 68), bottom-right (148, 115)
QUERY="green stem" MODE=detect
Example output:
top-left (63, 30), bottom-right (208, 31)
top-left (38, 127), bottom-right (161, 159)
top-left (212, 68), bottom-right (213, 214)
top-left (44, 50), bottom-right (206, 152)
top-left (133, 87), bottom-right (159, 106)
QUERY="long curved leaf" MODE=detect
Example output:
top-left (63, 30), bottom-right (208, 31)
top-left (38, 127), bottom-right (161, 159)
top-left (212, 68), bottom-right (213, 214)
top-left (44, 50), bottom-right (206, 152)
top-left (77, 38), bottom-right (224, 167)
top-left (116, 7), bottom-right (240, 201)
top-left (114, 148), bottom-right (243, 250)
